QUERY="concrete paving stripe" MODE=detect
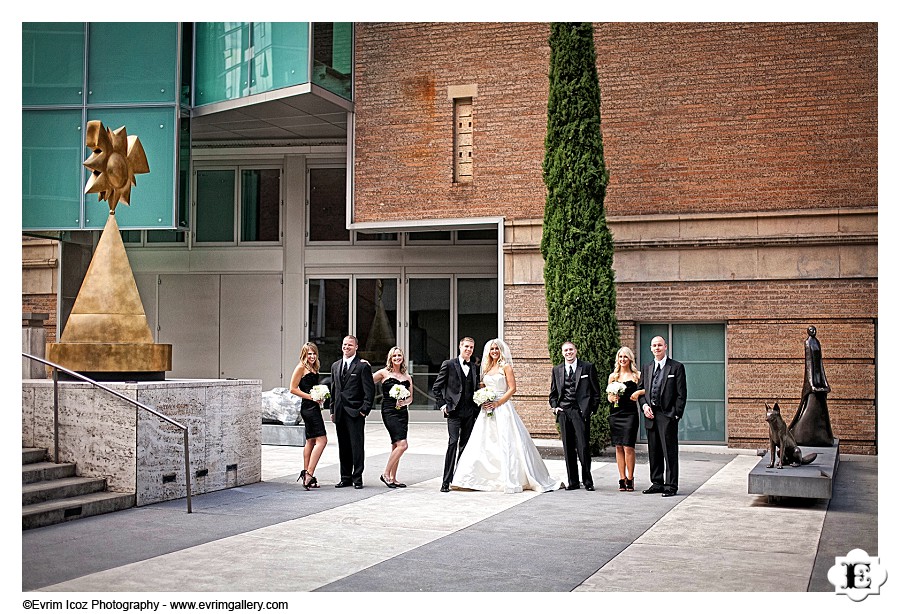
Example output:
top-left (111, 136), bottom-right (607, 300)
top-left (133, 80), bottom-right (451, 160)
top-left (576, 455), bottom-right (827, 592)
top-left (40, 465), bottom-right (574, 593)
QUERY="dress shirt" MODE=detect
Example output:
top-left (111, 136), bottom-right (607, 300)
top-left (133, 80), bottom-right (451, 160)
top-left (459, 356), bottom-right (470, 377)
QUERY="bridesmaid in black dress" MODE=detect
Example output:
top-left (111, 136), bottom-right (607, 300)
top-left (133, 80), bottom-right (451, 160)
top-left (607, 347), bottom-right (643, 492)
top-left (289, 342), bottom-right (328, 490)
top-left (372, 346), bottom-right (413, 488)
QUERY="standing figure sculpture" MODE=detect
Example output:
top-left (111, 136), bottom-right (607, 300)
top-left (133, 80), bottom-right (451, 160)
top-left (788, 326), bottom-right (834, 447)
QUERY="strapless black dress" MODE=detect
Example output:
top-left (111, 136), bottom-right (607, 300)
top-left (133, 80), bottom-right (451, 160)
top-left (298, 371), bottom-right (327, 439)
top-left (381, 377), bottom-right (410, 443)
top-left (608, 379), bottom-right (639, 447)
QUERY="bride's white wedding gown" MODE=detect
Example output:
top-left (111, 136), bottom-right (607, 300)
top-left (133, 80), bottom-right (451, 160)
top-left (451, 371), bottom-right (560, 493)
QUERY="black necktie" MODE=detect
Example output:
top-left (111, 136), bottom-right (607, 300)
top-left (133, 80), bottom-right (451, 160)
top-left (566, 366), bottom-right (574, 381)
top-left (341, 361), bottom-right (348, 380)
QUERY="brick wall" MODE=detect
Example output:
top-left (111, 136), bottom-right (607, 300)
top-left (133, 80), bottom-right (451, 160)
top-left (355, 22), bottom-right (876, 221)
top-left (23, 295), bottom-right (58, 344)
top-left (354, 22), bottom-right (878, 452)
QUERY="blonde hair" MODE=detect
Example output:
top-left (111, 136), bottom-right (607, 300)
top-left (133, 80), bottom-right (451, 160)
top-left (384, 346), bottom-right (408, 374)
top-left (481, 338), bottom-right (513, 378)
top-left (299, 342), bottom-right (320, 374)
top-left (611, 346), bottom-right (640, 381)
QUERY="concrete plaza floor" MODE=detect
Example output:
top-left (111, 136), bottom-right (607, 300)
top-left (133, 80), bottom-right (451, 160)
top-left (21, 414), bottom-right (878, 602)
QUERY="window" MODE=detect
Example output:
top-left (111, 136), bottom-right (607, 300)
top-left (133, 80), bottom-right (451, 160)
top-left (453, 97), bottom-right (473, 183)
top-left (194, 166), bottom-right (281, 244)
top-left (307, 167), bottom-right (349, 243)
top-left (638, 323), bottom-right (726, 443)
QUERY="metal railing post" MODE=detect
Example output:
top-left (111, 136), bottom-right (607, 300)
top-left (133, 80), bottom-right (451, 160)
top-left (183, 430), bottom-right (192, 514)
top-left (52, 367), bottom-right (59, 464)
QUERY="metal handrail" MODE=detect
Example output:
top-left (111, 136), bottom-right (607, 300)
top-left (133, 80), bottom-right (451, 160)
top-left (22, 353), bottom-right (192, 513)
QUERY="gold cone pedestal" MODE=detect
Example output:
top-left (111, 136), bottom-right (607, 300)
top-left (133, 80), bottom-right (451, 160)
top-left (47, 212), bottom-right (171, 379)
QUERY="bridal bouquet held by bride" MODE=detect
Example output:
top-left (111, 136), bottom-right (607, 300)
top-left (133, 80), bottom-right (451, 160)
top-left (451, 339), bottom-right (562, 493)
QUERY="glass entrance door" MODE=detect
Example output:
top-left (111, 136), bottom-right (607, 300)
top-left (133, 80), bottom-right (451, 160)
top-left (407, 277), bottom-right (451, 410)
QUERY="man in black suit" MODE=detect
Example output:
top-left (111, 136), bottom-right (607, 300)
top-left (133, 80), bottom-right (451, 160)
top-left (637, 335), bottom-right (687, 497)
top-left (549, 341), bottom-right (600, 491)
top-left (330, 335), bottom-right (375, 489)
top-left (432, 337), bottom-right (479, 492)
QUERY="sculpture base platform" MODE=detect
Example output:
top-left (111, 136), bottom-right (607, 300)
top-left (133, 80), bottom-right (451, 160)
top-left (262, 424), bottom-right (307, 447)
top-left (748, 438), bottom-right (839, 501)
top-left (46, 342), bottom-right (172, 377)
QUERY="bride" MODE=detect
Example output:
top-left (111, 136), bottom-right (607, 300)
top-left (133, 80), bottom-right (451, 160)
top-left (451, 339), bottom-right (561, 493)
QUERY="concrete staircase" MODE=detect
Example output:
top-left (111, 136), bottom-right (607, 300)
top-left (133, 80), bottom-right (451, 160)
top-left (22, 448), bottom-right (135, 529)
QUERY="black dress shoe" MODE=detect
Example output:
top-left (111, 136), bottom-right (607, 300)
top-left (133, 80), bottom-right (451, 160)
top-left (642, 485), bottom-right (665, 494)
top-left (380, 475), bottom-right (397, 488)
top-left (353, 483), bottom-right (364, 489)
top-left (585, 484), bottom-right (595, 491)
top-left (393, 482), bottom-right (407, 488)
top-left (335, 481), bottom-right (353, 488)
top-left (565, 483), bottom-right (581, 490)
top-left (661, 490), bottom-right (677, 497)
top-left (440, 484), bottom-right (450, 492)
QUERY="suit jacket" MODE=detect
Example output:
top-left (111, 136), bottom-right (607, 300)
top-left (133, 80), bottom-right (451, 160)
top-left (432, 357), bottom-right (480, 413)
top-left (330, 356), bottom-right (375, 419)
top-left (638, 358), bottom-right (687, 427)
top-left (549, 359), bottom-right (600, 420)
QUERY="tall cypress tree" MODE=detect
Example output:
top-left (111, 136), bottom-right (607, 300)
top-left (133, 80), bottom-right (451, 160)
top-left (541, 22), bottom-right (619, 453)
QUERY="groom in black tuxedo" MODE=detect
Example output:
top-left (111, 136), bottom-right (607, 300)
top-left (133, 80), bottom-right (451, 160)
top-left (637, 335), bottom-right (687, 497)
top-left (330, 335), bottom-right (375, 489)
top-left (549, 341), bottom-right (600, 491)
top-left (432, 337), bottom-right (479, 492)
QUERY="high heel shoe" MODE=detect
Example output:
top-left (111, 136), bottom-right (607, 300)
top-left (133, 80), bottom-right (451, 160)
top-left (380, 475), bottom-right (397, 489)
top-left (625, 478), bottom-right (634, 491)
top-left (618, 479), bottom-right (626, 492)
top-left (306, 475), bottom-right (319, 489)
top-left (298, 469), bottom-right (308, 484)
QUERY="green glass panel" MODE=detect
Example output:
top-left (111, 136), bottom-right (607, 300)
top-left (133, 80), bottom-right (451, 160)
top-left (121, 230), bottom-right (142, 243)
top-left (308, 167), bottom-right (348, 242)
top-left (680, 401), bottom-right (725, 442)
top-left (638, 324), bottom-right (668, 366)
top-left (147, 230), bottom-right (186, 243)
top-left (457, 278), bottom-right (498, 351)
top-left (177, 114), bottom-right (191, 228)
top-left (312, 22), bottom-right (352, 100)
top-left (87, 23), bottom-right (177, 104)
top-left (457, 229), bottom-right (496, 242)
top-left (22, 110), bottom-right (84, 230)
top-left (195, 22), bottom-right (251, 106)
top-left (408, 231), bottom-right (451, 242)
top-left (84, 107), bottom-right (177, 229)
top-left (251, 23), bottom-right (309, 94)
top-left (196, 170), bottom-right (235, 242)
top-left (682, 363), bottom-right (725, 400)
top-left (672, 323), bottom-right (726, 362)
top-left (22, 23), bottom-right (85, 106)
top-left (240, 169), bottom-right (280, 242)
top-left (180, 23), bottom-right (193, 106)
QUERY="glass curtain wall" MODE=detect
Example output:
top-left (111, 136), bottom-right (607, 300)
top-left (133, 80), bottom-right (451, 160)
top-left (308, 279), bottom-right (350, 369)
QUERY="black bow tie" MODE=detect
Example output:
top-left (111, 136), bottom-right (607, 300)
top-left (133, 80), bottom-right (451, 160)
top-left (463, 360), bottom-right (470, 367)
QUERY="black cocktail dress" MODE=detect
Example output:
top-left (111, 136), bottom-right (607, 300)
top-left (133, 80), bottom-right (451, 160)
top-left (608, 380), bottom-right (639, 447)
top-left (381, 377), bottom-right (410, 443)
top-left (298, 371), bottom-right (327, 439)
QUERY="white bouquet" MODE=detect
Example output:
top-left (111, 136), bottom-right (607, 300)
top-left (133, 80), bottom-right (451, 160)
top-left (606, 381), bottom-right (627, 408)
top-left (310, 384), bottom-right (330, 405)
top-left (389, 383), bottom-right (410, 408)
top-left (473, 386), bottom-right (497, 417)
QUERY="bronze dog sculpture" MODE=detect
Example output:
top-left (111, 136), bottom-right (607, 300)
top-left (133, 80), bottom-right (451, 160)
top-left (766, 403), bottom-right (817, 468)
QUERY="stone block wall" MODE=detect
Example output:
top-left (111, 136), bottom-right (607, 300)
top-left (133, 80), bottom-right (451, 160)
top-left (22, 379), bottom-right (262, 506)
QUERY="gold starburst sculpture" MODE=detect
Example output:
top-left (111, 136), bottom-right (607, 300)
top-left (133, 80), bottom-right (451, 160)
top-left (46, 120), bottom-right (171, 379)
top-left (83, 121), bottom-right (150, 212)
